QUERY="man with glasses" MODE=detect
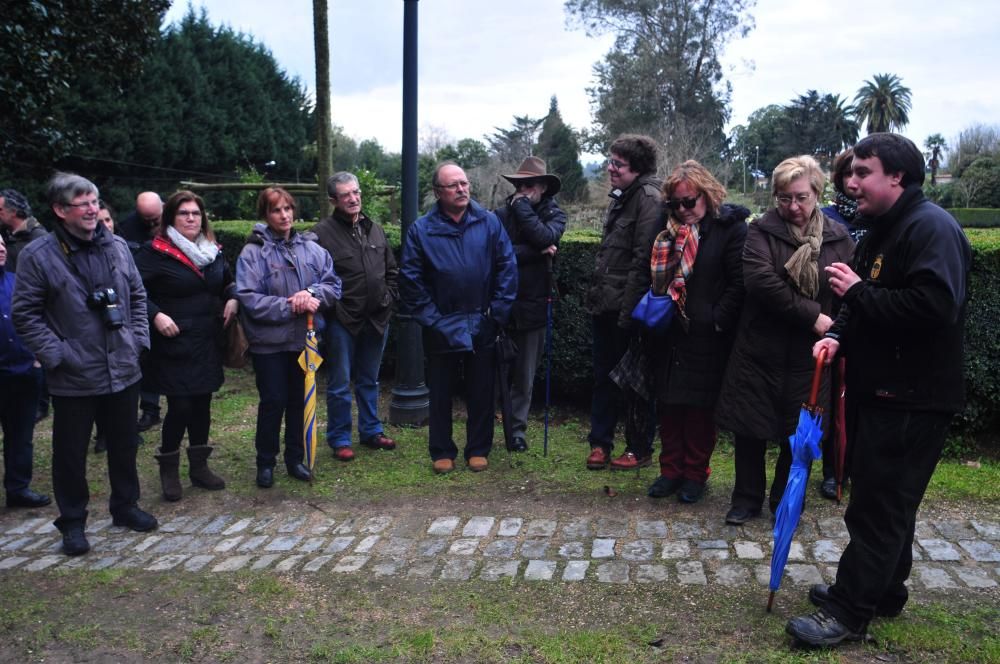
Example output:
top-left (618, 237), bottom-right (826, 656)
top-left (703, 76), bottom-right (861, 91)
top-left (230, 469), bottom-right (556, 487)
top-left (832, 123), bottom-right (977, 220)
top-left (13, 172), bottom-right (157, 556)
top-left (400, 162), bottom-right (517, 474)
top-left (312, 172), bottom-right (398, 462)
top-left (493, 157), bottom-right (566, 452)
top-left (120, 191), bottom-right (164, 433)
top-left (585, 134), bottom-right (662, 471)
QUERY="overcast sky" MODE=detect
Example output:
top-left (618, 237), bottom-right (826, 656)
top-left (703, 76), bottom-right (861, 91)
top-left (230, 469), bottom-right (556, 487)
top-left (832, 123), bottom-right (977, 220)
top-left (165, 0), bottom-right (999, 163)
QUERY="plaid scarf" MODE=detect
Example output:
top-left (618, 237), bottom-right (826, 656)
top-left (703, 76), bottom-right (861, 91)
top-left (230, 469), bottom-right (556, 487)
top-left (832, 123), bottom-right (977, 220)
top-left (650, 217), bottom-right (699, 316)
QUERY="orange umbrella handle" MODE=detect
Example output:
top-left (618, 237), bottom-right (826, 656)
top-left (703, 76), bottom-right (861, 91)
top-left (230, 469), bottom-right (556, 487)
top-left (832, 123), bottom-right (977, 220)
top-left (807, 347), bottom-right (828, 408)
top-left (306, 311), bottom-right (314, 332)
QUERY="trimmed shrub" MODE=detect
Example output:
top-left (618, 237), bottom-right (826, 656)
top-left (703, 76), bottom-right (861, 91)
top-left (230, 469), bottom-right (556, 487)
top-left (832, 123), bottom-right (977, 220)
top-left (947, 208), bottom-right (1000, 227)
top-left (213, 222), bottom-right (1000, 441)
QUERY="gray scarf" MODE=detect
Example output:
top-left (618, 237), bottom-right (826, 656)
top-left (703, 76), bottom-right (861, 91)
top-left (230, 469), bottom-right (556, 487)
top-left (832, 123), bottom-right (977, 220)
top-left (166, 225), bottom-right (219, 268)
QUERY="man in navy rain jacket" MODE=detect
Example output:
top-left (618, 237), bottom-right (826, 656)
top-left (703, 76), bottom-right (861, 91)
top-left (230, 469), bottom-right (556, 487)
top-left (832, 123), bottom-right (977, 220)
top-left (400, 163), bottom-right (517, 474)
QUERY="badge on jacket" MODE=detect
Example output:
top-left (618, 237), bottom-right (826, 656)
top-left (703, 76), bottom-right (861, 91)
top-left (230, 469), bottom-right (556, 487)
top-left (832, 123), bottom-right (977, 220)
top-left (870, 254), bottom-right (884, 280)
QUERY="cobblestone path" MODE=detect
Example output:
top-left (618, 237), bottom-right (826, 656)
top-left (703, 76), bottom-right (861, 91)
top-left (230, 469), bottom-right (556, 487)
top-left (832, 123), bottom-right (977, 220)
top-left (0, 509), bottom-right (997, 590)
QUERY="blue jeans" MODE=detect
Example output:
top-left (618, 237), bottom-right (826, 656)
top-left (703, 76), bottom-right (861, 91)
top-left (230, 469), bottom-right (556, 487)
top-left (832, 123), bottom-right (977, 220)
top-left (325, 320), bottom-right (388, 448)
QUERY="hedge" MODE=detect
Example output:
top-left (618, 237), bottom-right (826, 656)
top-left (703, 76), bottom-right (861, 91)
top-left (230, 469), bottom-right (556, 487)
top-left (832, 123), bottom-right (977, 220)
top-left (947, 208), bottom-right (1000, 227)
top-left (213, 221), bottom-right (1000, 439)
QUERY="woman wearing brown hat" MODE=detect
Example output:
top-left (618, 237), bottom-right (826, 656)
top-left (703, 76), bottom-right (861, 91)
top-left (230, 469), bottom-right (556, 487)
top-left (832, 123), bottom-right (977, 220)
top-left (494, 157), bottom-right (566, 452)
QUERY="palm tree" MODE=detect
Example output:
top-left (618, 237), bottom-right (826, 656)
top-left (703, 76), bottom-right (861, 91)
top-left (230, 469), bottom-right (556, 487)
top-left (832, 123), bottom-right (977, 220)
top-left (853, 74), bottom-right (913, 134)
top-left (925, 133), bottom-right (948, 185)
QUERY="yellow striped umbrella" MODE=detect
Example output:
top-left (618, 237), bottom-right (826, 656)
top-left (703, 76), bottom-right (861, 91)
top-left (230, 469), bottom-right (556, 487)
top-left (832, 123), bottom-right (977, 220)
top-left (298, 313), bottom-right (324, 474)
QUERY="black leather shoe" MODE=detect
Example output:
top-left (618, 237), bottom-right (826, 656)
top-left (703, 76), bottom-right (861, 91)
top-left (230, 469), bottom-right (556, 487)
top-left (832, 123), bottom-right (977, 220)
top-left (677, 479), bottom-right (705, 503)
top-left (287, 463), bottom-right (312, 482)
top-left (507, 437), bottom-right (528, 453)
top-left (61, 526), bottom-right (90, 556)
top-left (647, 476), bottom-right (681, 498)
top-left (112, 506), bottom-right (158, 532)
top-left (786, 610), bottom-right (862, 646)
top-left (809, 584), bottom-right (902, 618)
top-left (820, 477), bottom-right (838, 500)
top-left (256, 466), bottom-right (274, 488)
top-left (6, 489), bottom-right (52, 508)
top-left (137, 410), bottom-right (160, 432)
top-left (725, 505), bottom-right (761, 525)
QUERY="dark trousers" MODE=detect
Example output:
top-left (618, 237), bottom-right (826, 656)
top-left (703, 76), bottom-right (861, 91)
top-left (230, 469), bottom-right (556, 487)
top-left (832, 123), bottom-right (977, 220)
top-left (427, 348), bottom-right (495, 461)
top-left (161, 394), bottom-right (212, 453)
top-left (588, 313), bottom-right (628, 450)
top-left (251, 352), bottom-right (304, 469)
top-left (0, 368), bottom-right (42, 493)
top-left (50, 383), bottom-right (141, 531)
top-left (657, 404), bottom-right (717, 484)
top-left (139, 389), bottom-right (161, 416)
top-left (730, 434), bottom-right (803, 513)
top-left (825, 406), bottom-right (950, 632)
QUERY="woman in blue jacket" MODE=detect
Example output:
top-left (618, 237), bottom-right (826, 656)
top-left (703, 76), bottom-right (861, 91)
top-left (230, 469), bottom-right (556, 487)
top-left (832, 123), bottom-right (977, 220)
top-left (0, 235), bottom-right (51, 508)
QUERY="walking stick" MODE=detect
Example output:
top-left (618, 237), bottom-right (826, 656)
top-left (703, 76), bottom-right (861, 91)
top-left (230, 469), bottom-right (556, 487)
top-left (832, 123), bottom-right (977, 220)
top-left (543, 255), bottom-right (554, 458)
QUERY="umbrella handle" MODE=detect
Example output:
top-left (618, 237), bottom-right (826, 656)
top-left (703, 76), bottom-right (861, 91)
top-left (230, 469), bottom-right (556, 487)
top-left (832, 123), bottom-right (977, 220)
top-left (306, 312), bottom-right (314, 332)
top-left (807, 347), bottom-right (828, 408)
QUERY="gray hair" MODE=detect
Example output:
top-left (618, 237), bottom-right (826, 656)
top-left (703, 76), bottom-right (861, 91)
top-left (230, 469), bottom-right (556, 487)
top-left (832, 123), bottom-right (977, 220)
top-left (47, 172), bottom-right (99, 206)
top-left (326, 171), bottom-right (359, 198)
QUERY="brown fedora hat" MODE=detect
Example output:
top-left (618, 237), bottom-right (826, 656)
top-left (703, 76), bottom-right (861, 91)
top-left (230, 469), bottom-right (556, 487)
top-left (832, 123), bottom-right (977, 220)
top-left (502, 156), bottom-right (561, 196)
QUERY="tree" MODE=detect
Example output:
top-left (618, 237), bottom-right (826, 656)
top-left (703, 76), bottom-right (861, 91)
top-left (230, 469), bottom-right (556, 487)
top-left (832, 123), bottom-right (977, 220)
top-left (729, 104), bottom-right (786, 176)
top-left (536, 97), bottom-right (588, 202)
top-left (853, 73), bottom-right (912, 134)
top-left (486, 115), bottom-right (543, 164)
top-left (437, 139), bottom-right (491, 170)
top-left (956, 157), bottom-right (1000, 208)
top-left (948, 123), bottom-right (1000, 178)
top-left (779, 91), bottom-right (858, 164)
top-left (924, 133), bottom-right (948, 185)
top-left (1, 0), bottom-right (170, 165)
top-left (566, 0), bottom-right (755, 162)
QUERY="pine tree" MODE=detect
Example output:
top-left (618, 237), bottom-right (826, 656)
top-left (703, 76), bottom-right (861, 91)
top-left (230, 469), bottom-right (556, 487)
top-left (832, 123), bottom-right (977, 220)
top-left (536, 97), bottom-right (588, 202)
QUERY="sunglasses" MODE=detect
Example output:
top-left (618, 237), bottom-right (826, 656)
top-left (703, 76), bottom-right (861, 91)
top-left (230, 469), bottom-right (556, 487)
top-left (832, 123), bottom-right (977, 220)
top-left (665, 193), bottom-right (701, 210)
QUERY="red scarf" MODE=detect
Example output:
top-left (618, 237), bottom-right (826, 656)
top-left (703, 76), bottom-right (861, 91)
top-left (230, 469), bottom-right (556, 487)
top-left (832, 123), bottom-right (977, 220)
top-left (151, 236), bottom-right (203, 278)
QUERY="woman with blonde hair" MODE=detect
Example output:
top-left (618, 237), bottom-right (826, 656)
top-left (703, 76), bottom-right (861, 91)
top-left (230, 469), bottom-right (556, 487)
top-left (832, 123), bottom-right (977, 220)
top-left (645, 160), bottom-right (749, 503)
top-left (716, 155), bottom-right (854, 525)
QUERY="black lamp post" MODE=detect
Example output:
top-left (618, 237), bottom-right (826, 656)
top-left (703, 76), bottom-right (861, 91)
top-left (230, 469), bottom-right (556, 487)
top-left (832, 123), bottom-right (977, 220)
top-left (389, 0), bottom-right (430, 425)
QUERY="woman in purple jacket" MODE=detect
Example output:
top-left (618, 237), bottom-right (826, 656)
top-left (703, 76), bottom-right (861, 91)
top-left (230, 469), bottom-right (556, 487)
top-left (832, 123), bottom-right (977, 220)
top-left (236, 188), bottom-right (341, 488)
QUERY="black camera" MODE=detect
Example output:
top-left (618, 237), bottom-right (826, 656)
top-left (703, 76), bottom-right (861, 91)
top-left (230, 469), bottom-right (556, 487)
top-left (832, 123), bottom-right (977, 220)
top-left (87, 287), bottom-right (124, 330)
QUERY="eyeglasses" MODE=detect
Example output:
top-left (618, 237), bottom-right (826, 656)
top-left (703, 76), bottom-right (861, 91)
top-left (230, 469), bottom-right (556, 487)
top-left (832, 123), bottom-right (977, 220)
top-left (665, 194), bottom-right (701, 211)
top-left (608, 158), bottom-right (629, 171)
top-left (775, 192), bottom-right (814, 207)
top-left (62, 199), bottom-right (99, 210)
top-left (435, 180), bottom-right (470, 192)
top-left (176, 210), bottom-right (203, 219)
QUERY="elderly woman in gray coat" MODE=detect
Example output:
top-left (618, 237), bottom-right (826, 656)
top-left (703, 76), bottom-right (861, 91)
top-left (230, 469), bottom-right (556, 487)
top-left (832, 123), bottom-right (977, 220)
top-left (236, 187), bottom-right (341, 489)
top-left (716, 156), bottom-right (854, 525)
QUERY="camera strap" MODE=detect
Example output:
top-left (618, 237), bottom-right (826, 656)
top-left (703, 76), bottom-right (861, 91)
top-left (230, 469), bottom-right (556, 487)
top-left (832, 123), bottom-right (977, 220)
top-left (53, 223), bottom-right (118, 295)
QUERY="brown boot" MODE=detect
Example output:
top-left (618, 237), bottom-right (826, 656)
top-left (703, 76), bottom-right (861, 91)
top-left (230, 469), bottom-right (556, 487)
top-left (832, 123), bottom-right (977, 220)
top-left (187, 445), bottom-right (226, 491)
top-left (154, 448), bottom-right (182, 502)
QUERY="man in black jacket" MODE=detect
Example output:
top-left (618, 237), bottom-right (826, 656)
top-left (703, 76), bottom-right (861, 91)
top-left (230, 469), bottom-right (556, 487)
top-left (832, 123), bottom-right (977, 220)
top-left (787, 134), bottom-right (972, 646)
top-left (313, 172), bottom-right (398, 462)
top-left (0, 189), bottom-right (47, 272)
top-left (494, 157), bottom-right (567, 452)
top-left (120, 191), bottom-right (165, 433)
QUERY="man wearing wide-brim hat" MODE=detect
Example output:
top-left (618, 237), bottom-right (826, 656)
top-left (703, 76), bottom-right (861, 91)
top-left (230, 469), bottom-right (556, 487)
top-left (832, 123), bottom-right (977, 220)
top-left (494, 157), bottom-right (567, 452)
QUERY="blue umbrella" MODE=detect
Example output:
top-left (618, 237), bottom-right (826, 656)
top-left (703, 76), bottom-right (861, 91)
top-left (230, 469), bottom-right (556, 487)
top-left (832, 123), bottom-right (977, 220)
top-left (767, 349), bottom-right (827, 612)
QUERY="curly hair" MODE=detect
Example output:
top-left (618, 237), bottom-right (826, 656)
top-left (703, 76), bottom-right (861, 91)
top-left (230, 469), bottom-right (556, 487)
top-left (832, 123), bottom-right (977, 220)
top-left (608, 134), bottom-right (659, 176)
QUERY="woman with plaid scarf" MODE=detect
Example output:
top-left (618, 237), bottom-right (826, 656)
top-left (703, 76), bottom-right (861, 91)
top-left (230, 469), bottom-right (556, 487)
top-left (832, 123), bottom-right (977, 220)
top-left (645, 161), bottom-right (749, 504)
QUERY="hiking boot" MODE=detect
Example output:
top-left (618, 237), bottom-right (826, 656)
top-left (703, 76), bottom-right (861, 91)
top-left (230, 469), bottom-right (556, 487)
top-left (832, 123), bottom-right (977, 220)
top-left (786, 610), bottom-right (863, 647)
top-left (586, 447), bottom-right (610, 470)
top-left (808, 584), bottom-right (902, 618)
top-left (610, 451), bottom-right (652, 470)
top-left (61, 525), bottom-right (90, 556)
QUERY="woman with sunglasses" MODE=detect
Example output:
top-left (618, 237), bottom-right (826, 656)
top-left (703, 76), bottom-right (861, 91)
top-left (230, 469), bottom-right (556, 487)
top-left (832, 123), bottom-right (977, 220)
top-left (645, 161), bottom-right (749, 504)
top-left (135, 190), bottom-right (238, 501)
top-left (716, 155), bottom-right (854, 525)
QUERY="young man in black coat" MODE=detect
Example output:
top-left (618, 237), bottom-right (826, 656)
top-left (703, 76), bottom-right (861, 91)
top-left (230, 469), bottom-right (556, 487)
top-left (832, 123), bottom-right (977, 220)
top-left (787, 133), bottom-right (972, 646)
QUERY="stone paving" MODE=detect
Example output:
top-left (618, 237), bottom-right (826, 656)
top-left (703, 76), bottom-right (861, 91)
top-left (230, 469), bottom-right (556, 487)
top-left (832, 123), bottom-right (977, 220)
top-left (0, 510), bottom-right (997, 590)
